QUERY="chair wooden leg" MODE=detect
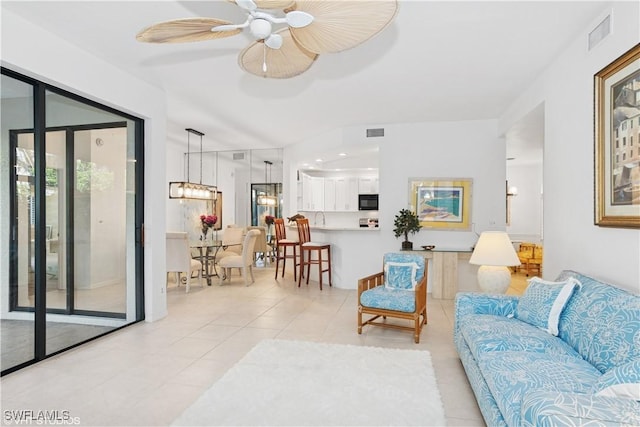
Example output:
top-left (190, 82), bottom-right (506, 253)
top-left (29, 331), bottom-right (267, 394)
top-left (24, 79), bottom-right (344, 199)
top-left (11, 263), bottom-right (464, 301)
top-left (292, 246), bottom-right (297, 282)
top-left (249, 265), bottom-right (255, 284)
top-left (274, 247), bottom-right (279, 279)
top-left (327, 246), bottom-right (332, 287)
top-left (318, 249), bottom-right (323, 291)
top-left (357, 307), bottom-right (363, 334)
top-left (298, 250), bottom-right (304, 287)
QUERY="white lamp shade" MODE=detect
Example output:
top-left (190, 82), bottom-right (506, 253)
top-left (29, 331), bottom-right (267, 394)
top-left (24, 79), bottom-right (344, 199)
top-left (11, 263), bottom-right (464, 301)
top-left (469, 231), bottom-right (520, 267)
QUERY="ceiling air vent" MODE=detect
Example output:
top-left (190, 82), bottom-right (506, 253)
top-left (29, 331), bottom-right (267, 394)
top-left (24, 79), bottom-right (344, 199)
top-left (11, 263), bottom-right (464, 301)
top-left (233, 152), bottom-right (245, 160)
top-left (589, 15), bottom-right (611, 51)
top-left (366, 128), bottom-right (385, 138)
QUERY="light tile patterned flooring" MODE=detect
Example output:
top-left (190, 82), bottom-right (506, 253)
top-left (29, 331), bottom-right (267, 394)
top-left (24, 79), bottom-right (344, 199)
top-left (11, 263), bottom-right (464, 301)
top-left (0, 266), bottom-right (529, 426)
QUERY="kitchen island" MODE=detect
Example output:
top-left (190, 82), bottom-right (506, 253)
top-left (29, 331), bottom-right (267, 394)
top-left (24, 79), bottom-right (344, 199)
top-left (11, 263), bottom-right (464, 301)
top-left (284, 225), bottom-right (478, 298)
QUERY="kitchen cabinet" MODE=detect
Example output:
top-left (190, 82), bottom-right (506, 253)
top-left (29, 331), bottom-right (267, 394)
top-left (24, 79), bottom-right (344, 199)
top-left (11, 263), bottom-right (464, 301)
top-left (358, 176), bottom-right (379, 194)
top-left (335, 177), bottom-right (359, 211)
top-left (324, 178), bottom-right (336, 211)
top-left (323, 177), bottom-right (358, 212)
top-left (301, 174), bottom-right (324, 211)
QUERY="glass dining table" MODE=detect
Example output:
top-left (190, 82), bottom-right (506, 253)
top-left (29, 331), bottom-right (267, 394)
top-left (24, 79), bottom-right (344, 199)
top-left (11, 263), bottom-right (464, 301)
top-left (190, 240), bottom-right (240, 285)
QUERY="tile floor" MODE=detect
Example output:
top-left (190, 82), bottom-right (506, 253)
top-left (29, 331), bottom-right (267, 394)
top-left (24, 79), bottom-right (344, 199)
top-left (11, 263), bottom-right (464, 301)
top-left (0, 265), bottom-right (529, 426)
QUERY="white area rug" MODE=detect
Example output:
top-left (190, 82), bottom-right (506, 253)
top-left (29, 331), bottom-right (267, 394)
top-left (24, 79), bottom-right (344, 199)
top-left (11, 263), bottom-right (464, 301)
top-left (172, 339), bottom-right (446, 426)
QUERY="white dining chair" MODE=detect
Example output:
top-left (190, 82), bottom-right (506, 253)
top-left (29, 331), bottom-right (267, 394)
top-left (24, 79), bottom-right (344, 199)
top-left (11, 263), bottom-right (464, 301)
top-left (218, 229), bottom-right (260, 286)
top-left (247, 226), bottom-right (273, 265)
top-left (215, 226), bottom-right (244, 261)
top-left (166, 231), bottom-right (203, 293)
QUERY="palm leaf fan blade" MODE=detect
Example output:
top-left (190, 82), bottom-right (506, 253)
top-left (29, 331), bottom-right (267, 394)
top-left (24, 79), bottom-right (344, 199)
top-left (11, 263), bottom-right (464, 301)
top-left (226, 0), bottom-right (295, 9)
top-left (288, 0), bottom-right (398, 54)
top-left (239, 30), bottom-right (317, 78)
top-left (136, 18), bottom-right (241, 43)
top-left (255, 0), bottom-right (296, 9)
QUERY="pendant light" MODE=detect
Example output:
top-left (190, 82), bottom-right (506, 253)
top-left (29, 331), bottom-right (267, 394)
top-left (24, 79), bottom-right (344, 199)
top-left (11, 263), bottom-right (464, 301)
top-left (169, 128), bottom-right (217, 200)
top-left (257, 160), bottom-right (277, 206)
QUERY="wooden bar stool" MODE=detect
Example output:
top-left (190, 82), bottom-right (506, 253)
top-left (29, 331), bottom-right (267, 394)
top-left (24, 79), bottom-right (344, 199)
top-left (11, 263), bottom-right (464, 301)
top-left (274, 218), bottom-right (299, 281)
top-left (296, 218), bottom-right (332, 290)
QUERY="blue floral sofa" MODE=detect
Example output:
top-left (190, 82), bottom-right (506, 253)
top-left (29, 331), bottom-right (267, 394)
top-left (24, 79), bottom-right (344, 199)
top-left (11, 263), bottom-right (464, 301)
top-left (454, 270), bottom-right (640, 426)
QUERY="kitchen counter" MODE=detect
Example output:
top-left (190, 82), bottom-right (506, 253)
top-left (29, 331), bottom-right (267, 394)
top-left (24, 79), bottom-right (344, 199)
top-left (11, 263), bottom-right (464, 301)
top-left (287, 225), bottom-right (380, 231)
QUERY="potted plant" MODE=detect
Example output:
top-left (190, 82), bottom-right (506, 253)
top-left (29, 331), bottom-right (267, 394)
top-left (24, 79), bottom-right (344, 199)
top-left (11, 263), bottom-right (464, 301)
top-left (393, 209), bottom-right (422, 250)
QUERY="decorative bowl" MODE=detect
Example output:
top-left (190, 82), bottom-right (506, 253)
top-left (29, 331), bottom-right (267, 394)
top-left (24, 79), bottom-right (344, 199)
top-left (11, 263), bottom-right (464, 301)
top-left (421, 245), bottom-right (436, 251)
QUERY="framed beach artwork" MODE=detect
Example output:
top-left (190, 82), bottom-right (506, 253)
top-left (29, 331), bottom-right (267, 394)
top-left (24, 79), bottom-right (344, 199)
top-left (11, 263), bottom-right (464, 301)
top-left (594, 44), bottom-right (640, 228)
top-left (409, 178), bottom-right (472, 230)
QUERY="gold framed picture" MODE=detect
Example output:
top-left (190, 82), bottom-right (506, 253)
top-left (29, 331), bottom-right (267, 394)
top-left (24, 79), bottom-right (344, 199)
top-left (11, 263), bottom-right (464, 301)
top-left (409, 178), bottom-right (472, 230)
top-left (594, 43), bottom-right (640, 228)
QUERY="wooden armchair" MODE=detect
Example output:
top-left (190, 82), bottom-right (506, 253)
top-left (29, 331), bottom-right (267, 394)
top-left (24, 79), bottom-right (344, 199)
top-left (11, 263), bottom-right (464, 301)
top-left (357, 253), bottom-right (428, 343)
top-left (516, 242), bottom-right (535, 274)
top-left (526, 245), bottom-right (543, 276)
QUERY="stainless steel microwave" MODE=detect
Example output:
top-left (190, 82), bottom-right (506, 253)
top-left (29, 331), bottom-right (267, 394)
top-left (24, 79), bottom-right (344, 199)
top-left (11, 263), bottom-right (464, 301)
top-left (358, 194), bottom-right (379, 211)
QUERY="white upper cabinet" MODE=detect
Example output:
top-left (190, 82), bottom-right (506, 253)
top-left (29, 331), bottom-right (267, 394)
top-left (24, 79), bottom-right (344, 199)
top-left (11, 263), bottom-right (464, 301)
top-left (301, 174), bottom-right (324, 211)
top-left (336, 177), bottom-right (359, 211)
top-left (300, 171), bottom-right (376, 212)
top-left (323, 176), bottom-right (358, 212)
top-left (324, 178), bottom-right (337, 211)
top-left (358, 176), bottom-right (379, 194)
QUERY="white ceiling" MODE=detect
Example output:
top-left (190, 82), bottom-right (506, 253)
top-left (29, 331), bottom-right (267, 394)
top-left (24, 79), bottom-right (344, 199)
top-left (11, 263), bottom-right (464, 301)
top-left (3, 1), bottom-right (608, 162)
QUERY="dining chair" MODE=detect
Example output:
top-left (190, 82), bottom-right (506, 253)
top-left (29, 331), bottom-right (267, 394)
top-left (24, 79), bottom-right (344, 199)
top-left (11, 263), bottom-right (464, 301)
top-left (216, 226), bottom-right (244, 262)
top-left (274, 218), bottom-right (299, 281)
top-left (166, 231), bottom-right (203, 293)
top-left (296, 218), bottom-right (332, 290)
top-left (358, 252), bottom-right (428, 343)
top-left (247, 226), bottom-right (274, 265)
top-left (218, 229), bottom-right (260, 286)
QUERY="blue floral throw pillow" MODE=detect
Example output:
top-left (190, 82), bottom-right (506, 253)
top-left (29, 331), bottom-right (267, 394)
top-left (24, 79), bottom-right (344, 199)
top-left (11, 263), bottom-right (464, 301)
top-left (515, 277), bottom-right (581, 336)
top-left (384, 262), bottom-right (418, 290)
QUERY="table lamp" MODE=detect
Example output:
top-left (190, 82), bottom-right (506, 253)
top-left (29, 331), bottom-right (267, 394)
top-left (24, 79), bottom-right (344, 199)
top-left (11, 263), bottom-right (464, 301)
top-left (469, 231), bottom-right (521, 293)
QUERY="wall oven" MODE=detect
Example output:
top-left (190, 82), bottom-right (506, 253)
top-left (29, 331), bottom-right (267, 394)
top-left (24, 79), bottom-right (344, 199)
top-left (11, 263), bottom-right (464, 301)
top-left (358, 194), bottom-right (379, 211)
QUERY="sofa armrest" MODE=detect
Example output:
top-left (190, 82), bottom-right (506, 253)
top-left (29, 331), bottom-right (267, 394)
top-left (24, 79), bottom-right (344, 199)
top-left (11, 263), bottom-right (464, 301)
top-left (521, 390), bottom-right (640, 427)
top-left (454, 292), bottom-right (519, 335)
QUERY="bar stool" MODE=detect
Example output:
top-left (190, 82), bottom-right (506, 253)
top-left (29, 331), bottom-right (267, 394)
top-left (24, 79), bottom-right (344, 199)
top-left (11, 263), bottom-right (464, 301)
top-left (296, 218), bottom-right (332, 290)
top-left (274, 218), bottom-right (299, 281)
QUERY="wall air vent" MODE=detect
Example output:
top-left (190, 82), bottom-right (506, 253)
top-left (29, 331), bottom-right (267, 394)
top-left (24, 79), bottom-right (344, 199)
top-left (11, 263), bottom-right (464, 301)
top-left (233, 152), bottom-right (245, 160)
top-left (589, 15), bottom-right (611, 51)
top-left (366, 128), bottom-right (385, 138)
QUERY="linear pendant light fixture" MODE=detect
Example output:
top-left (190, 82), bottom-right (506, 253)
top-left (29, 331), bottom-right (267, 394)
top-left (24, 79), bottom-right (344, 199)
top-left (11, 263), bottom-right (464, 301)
top-left (257, 160), bottom-right (278, 206)
top-left (169, 128), bottom-right (217, 200)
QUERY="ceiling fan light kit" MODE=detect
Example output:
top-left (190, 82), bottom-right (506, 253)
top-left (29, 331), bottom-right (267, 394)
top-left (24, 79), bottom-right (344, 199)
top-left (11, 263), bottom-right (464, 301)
top-left (136, 0), bottom-right (398, 78)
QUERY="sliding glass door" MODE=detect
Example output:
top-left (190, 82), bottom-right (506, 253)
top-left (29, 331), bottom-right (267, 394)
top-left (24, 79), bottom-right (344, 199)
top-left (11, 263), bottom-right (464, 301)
top-left (1, 69), bottom-right (144, 374)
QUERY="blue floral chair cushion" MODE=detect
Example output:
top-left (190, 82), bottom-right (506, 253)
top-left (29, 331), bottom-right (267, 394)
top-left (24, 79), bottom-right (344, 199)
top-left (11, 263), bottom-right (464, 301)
top-left (360, 287), bottom-right (415, 312)
top-left (515, 276), bottom-right (580, 336)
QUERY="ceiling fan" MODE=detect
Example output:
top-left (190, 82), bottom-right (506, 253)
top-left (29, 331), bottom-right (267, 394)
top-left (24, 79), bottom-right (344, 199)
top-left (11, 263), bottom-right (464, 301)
top-left (136, 0), bottom-right (398, 79)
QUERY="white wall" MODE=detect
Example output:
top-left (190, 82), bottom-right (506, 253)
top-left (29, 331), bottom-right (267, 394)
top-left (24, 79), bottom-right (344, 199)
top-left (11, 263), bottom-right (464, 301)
top-left (499, 1), bottom-right (640, 293)
top-left (2, 9), bottom-right (169, 320)
top-left (285, 119), bottom-right (505, 289)
top-left (507, 163), bottom-right (543, 243)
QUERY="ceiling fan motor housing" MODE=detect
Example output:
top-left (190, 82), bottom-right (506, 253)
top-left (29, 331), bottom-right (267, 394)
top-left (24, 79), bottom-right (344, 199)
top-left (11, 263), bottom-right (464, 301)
top-left (250, 18), bottom-right (272, 40)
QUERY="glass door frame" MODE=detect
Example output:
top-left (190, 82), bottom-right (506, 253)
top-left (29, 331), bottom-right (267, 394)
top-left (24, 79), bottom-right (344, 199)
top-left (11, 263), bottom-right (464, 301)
top-left (9, 122), bottom-right (131, 318)
top-left (1, 67), bottom-right (145, 375)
